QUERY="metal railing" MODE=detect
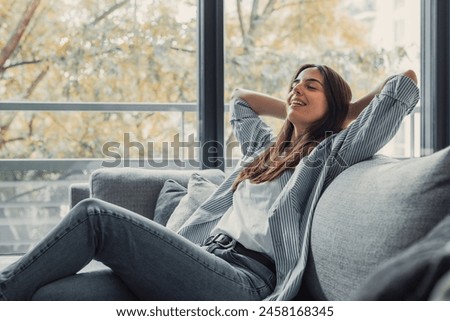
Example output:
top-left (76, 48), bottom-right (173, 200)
top-left (0, 102), bottom-right (202, 254)
top-left (0, 101), bottom-right (204, 171)
top-left (0, 101), bottom-right (198, 112)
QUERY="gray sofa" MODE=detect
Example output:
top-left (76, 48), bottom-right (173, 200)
top-left (32, 147), bottom-right (450, 300)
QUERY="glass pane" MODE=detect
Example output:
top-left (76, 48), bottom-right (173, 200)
top-left (0, 0), bottom-right (198, 254)
top-left (1, 0), bottom-right (198, 160)
top-left (0, 169), bottom-right (89, 254)
top-left (224, 0), bottom-right (420, 163)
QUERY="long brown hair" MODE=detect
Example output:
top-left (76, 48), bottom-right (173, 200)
top-left (232, 64), bottom-right (352, 190)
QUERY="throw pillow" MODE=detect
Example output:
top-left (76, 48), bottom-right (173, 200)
top-left (166, 173), bottom-right (218, 232)
top-left (153, 179), bottom-right (187, 226)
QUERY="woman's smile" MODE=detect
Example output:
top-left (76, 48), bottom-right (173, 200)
top-left (289, 99), bottom-right (307, 107)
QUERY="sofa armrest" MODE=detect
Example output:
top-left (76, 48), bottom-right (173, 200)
top-left (69, 183), bottom-right (90, 208)
top-left (89, 168), bottom-right (225, 220)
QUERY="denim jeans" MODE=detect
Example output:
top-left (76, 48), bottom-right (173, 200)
top-left (0, 198), bottom-right (275, 300)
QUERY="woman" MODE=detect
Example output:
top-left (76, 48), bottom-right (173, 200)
top-left (0, 64), bottom-right (419, 301)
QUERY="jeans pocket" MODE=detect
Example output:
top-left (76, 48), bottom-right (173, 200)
top-left (216, 248), bottom-right (276, 294)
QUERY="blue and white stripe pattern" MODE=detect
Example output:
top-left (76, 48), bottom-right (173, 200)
top-left (178, 75), bottom-right (420, 300)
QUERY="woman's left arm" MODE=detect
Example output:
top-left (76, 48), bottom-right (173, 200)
top-left (337, 70), bottom-right (420, 165)
top-left (343, 70), bottom-right (418, 128)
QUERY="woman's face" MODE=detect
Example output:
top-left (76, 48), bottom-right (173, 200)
top-left (286, 67), bottom-right (328, 137)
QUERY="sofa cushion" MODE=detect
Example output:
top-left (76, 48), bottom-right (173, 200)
top-left (153, 179), bottom-right (187, 226)
top-left (166, 173), bottom-right (219, 231)
top-left (303, 147), bottom-right (450, 300)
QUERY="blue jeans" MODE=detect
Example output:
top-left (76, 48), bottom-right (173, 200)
top-left (0, 198), bottom-right (275, 300)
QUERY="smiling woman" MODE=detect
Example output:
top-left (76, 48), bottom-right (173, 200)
top-left (287, 68), bottom-right (329, 137)
top-left (231, 63), bottom-right (353, 190)
top-left (287, 65), bottom-right (352, 138)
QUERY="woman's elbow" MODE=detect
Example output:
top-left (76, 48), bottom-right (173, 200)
top-left (231, 88), bottom-right (246, 100)
top-left (402, 70), bottom-right (418, 85)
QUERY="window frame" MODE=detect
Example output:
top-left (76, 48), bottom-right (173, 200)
top-left (197, 0), bottom-right (225, 170)
top-left (420, 0), bottom-right (450, 155)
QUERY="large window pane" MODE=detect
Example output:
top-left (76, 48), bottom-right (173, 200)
top-left (1, 0), bottom-right (198, 160)
top-left (0, 0), bottom-right (197, 254)
top-left (224, 0), bottom-right (420, 164)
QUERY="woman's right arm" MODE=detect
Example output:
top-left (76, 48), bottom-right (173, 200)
top-left (231, 88), bottom-right (287, 119)
top-left (230, 89), bottom-right (281, 157)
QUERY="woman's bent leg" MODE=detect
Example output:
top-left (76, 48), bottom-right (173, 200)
top-left (1, 198), bottom-right (274, 300)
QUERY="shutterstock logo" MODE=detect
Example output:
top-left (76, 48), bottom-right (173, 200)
top-left (101, 132), bottom-right (348, 169)
top-left (101, 133), bottom-right (239, 169)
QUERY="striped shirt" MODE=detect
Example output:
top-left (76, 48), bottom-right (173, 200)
top-left (178, 75), bottom-right (420, 300)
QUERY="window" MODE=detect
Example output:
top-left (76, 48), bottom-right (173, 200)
top-left (1, 0), bottom-right (198, 161)
top-left (0, 0), bottom-right (197, 254)
top-left (224, 0), bottom-right (421, 166)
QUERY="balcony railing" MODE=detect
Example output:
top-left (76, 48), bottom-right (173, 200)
top-left (0, 101), bottom-right (420, 254)
top-left (0, 102), bottom-right (200, 254)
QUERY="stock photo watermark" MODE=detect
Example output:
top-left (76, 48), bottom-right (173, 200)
top-left (101, 133), bottom-right (348, 169)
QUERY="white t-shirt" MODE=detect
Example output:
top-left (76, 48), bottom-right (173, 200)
top-left (210, 177), bottom-right (284, 259)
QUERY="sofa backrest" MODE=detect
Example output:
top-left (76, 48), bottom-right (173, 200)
top-left (89, 168), bottom-right (225, 220)
top-left (301, 147), bottom-right (450, 300)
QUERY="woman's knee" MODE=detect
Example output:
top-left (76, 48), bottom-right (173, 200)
top-left (70, 198), bottom-right (107, 220)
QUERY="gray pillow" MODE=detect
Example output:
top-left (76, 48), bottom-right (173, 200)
top-left (302, 146), bottom-right (450, 300)
top-left (166, 173), bottom-right (218, 232)
top-left (153, 179), bottom-right (187, 226)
